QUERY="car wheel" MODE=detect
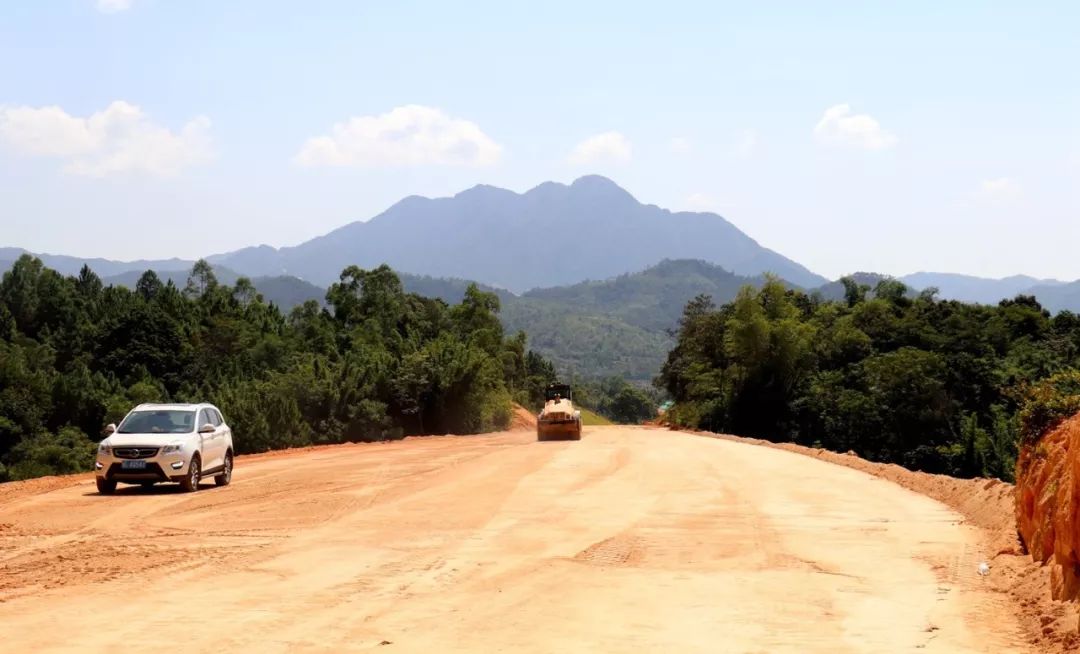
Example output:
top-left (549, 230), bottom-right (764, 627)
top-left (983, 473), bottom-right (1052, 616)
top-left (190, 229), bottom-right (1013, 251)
top-left (96, 478), bottom-right (116, 495)
top-left (180, 455), bottom-right (200, 493)
top-left (215, 452), bottom-right (233, 487)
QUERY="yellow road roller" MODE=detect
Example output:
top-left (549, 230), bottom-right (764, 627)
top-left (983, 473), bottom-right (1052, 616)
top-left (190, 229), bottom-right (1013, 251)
top-left (537, 383), bottom-right (582, 441)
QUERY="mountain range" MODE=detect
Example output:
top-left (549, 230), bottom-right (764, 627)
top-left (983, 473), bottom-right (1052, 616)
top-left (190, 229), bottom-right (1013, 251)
top-left (6, 175), bottom-right (1080, 379)
top-left (1, 175), bottom-right (825, 293)
top-left (6, 175), bottom-right (1078, 308)
top-left (205, 175), bottom-right (827, 292)
top-left (897, 272), bottom-right (1067, 305)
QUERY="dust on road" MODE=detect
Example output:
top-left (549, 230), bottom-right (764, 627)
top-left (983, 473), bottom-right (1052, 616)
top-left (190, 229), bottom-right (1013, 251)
top-left (0, 427), bottom-right (1030, 653)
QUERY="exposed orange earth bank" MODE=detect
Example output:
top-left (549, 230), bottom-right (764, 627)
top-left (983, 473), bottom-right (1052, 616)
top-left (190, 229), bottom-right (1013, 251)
top-left (1016, 415), bottom-right (1080, 608)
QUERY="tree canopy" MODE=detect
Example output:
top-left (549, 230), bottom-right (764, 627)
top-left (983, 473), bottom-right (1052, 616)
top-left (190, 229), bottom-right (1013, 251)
top-left (0, 256), bottom-right (556, 481)
top-left (657, 276), bottom-right (1080, 481)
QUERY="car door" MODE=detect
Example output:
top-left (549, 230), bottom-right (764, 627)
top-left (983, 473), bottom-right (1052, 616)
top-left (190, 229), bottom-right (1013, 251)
top-left (213, 408), bottom-right (232, 459)
top-left (196, 409), bottom-right (220, 470)
top-left (209, 408), bottom-right (229, 468)
top-left (207, 408), bottom-right (226, 470)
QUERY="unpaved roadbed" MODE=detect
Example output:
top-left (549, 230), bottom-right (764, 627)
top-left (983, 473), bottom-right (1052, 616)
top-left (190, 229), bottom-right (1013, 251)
top-left (0, 427), bottom-right (1035, 652)
top-left (692, 429), bottom-right (1078, 651)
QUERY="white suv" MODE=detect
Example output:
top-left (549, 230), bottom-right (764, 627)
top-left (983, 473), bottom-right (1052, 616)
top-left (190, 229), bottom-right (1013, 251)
top-left (95, 403), bottom-right (235, 494)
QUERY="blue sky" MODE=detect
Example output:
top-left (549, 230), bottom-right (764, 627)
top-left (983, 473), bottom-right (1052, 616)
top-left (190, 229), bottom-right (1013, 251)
top-left (1, 1), bottom-right (1078, 280)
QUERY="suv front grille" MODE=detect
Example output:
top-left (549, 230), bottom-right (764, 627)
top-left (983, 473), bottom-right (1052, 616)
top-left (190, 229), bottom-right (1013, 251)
top-left (106, 462), bottom-right (167, 481)
top-left (114, 447), bottom-right (159, 459)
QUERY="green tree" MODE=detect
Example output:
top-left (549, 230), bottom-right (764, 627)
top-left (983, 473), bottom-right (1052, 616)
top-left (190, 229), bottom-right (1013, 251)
top-left (0, 258), bottom-right (548, 480)
top-left (135, 270), bottom-right (164, 301)
top-left (658, 278), bottom-right (1070, 479)
top-left (606, 385), bottom-right (656, 423)
top-left (184, 259), bottom-right (218, 298)
top-left (6, 427), bottom-right (97, 481)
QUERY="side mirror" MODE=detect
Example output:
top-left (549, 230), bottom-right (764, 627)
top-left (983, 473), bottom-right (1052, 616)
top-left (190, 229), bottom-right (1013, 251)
top-left (199, 424), bottom-right (215, 433)
top-left (104, 423), bottom-right (116, 436)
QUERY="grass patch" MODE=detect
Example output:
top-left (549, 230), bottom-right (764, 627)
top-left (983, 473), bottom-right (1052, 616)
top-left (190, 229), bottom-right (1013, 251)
top-left (579, 407), bottom-right (614, 426)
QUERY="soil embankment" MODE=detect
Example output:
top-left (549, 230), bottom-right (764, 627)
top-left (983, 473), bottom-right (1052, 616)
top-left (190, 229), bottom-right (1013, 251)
top-left (1016, 415), bottom-right (1080, 606)
top-left (509, 403), bottom-right (538, 430)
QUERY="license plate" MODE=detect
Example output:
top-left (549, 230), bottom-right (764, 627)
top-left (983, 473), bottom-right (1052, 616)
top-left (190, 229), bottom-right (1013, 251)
top-left (122, 460), bottom-right (147, 470)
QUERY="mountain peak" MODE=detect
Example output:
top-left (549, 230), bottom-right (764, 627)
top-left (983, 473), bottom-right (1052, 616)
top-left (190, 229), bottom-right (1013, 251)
top-left (570, 174), bottom-right (620, 188)
top-left (567, 175), bottom-right (638, 205)
top-left (453, 183), bottom-right (519, 201)
top-left (184, 176), bottom-right (828, 292)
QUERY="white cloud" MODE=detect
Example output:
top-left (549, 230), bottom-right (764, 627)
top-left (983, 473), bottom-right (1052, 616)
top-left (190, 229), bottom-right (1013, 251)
top-left (0, 101), bottom-right (212, 177)
top-left (733, 129), bottom-right (758, 157)
top-left (567, 131), bottom-right (632, 165)
top-left (813, 104), bottom-right (897, 150)
top-left (683, 193), bottom-right (718, 212)
top-left (669, 137), bottom-right (691, 154)
top-left (96, 0), bottom-right (133, 13)
top-left (295, 105), bottom-right (502, 167)
top-left (977, 177), bottom-right (1023, 203)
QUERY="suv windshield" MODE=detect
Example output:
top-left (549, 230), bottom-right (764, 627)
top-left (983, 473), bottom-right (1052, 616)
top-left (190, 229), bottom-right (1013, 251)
top-left (117, 410), bottom-right (195, 434)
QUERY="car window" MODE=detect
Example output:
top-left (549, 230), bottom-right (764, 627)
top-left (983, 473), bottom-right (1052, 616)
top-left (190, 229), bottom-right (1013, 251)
top-left (212, 409), bottom-right (226, 426)
top-left (197, 409), bottom-right (212, 429)
top-left (118, 410), bottom-right (195, 434)
top-left (209, 409), bottom-right (222, 427)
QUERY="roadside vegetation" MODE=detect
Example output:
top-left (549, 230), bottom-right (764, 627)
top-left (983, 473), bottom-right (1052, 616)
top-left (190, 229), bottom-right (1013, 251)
top-left (658, 277), bottom-right (1080, 481)
top-left (0, 255), bottom-right (556, 481)
top-left (577, 408), bottom-right (614, 426)
top-left (571, 376), bottom-right (659, 425)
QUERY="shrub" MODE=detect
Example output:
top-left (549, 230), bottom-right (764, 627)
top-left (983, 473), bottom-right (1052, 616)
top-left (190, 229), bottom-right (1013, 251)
top-left (6, 426), bottom-right (96, 480)
top-left (1018, 370), bottom-right (1080, 446)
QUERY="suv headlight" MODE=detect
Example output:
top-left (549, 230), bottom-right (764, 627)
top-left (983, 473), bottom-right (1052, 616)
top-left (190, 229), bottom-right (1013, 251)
top-left (98, 443), bottom-right (111, 456)
top-left (162, 443), bottom-right (185, 455)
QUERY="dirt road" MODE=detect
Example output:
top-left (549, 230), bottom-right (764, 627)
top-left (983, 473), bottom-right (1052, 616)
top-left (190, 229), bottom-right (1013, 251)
top-left (0, 427), bottom-right (1029, 653)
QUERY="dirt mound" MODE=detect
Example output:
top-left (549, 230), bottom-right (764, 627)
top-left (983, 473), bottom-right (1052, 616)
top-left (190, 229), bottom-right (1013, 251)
top-left (1016, 415), bottom-right (1080, 604)
top-left (509, 403), bottom-right (537, 431)
top-left (688, 429), bottom-right (1079, 651)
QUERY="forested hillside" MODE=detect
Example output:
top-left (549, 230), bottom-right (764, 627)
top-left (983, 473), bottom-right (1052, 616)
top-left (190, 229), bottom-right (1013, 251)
top-left (496, 259), bottom-right (783, 381)
top-left (810, 272), bottom-right (901, 302)
top-left (3, 256), bottom-right (754, 389)
top-left (500, 299), bottom-right (672, 381)
top-left (522, 259), bottom-right (772, 331)
top-left (102, 266), bottom-right (328, 310)
top-left (659, 277), bottom-right (1080, 481)
top-left (96, 264), bottom-right (504, 312)
top-left (0, 256), bottom-right (556, 481)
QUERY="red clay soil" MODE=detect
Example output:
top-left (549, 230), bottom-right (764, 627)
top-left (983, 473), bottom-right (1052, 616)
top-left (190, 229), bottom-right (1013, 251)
top-left (4, 415), bottom-right (1075, 650)
top-left (1016, 415), bottom-right (1080, 605)
top-left (510, 403), bottom-right (538, 430)
top-left (0, 426), bottom-right (1044, 651)
top-left (2, 412), bottom-right (542, 503)
top-left (681, 427), bottom-right (1080, 651)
